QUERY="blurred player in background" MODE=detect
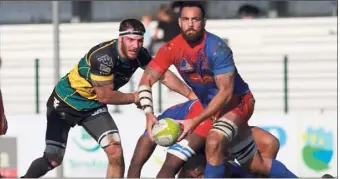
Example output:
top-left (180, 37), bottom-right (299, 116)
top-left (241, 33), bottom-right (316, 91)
top-left (0, 57), bottom-right (8, 179)
top-left (137, 1), bottom-right (297, 178)
top-left (21, 18), bottom-right (194, 178)
top-left (128, 99), bottom-right (280, 178)
top-left (0, 57), bottom-right (7, 136)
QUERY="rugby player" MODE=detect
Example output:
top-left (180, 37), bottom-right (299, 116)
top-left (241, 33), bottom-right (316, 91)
top-left (0, 57), bottom-right (8, 179)
top-left (179, 154), bottom-right (335, 178)
top-left (21, 18), bottom-right (195, 178)
top-left (128, 99), bottom-right (280, 178)
top-left (0, 57), bottom-right (7, 136)
top-left (137, 2), bottom-right (297, 178)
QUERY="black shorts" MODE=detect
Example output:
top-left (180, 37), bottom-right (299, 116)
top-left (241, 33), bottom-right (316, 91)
top-left (44, 92), bottom-right (121, 156)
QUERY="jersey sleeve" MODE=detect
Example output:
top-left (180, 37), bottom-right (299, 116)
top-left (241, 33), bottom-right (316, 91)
top-left (211, 41), bottom-right (235, 75)
top-left (88, 52), bottom-right (114, 82)
top-left (148, 42), bottom-right (174, 74)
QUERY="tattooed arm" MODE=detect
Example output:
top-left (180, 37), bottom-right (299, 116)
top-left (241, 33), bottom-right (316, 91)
top-left (192, 41), bottom-right (236, 125)
top-left (160, 70), bottom-right (197, 100)
top-left (192, 72), bottom-right (235, 124)
top-left (138, 44), bottom-right (175, 141)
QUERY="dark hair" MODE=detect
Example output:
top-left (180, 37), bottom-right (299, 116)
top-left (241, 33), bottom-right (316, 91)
top-left (180, 1), bottom-right (206, 18)
top-left (119, 18), bottom-right (145, 33)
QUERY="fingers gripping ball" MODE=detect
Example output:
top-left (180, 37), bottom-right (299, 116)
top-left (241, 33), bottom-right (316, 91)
top-left (152, 118), bottom-right (181, 147)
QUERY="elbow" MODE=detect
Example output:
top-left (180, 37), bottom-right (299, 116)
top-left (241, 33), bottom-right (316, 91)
top-left (97, 96), bottom-right (109, 104)
top-left (96, 90), bottom-right (110, 104)
top-left (221, 89), bottom-right (233, 104)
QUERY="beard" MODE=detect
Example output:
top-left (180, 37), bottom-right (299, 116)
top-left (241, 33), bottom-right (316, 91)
top-left (181, 28), bottom-right (204, 44)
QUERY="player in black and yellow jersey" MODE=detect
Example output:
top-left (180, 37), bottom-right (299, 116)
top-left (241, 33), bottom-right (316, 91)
top-left (21, 19), bottom-right (197, 178)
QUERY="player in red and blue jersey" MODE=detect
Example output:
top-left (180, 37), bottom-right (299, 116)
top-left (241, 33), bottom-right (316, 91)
top-left (128, 99), bottom-right (281, 178)
top-left (128, 99), bottom-right (214, 177)
top-left (137, 2), bottom-right (297, 178)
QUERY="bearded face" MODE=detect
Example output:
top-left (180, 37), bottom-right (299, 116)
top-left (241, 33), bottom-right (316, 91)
top-left (178, 6), bottom-right (206, 44)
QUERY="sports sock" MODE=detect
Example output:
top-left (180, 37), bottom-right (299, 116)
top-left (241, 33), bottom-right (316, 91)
top-left (21, 157), bottom-right (53, 178)
top-left (204, 163), bottom-right (225, 178)
top-left (269, 159), bottom-right (297, 178)
top-left (230, 162), bottom-right (253, 178)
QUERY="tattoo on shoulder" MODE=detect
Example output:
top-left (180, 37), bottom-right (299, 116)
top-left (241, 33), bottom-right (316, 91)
top-left (145, 66), bottom-right (161, 78)
top-left (91, 80), bottom-right (113, 87)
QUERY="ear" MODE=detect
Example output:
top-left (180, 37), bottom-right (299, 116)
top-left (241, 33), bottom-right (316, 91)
top-left (178, 17), bottom-right (182, 28)
top-left (203, 18), bottom-right (207, 28)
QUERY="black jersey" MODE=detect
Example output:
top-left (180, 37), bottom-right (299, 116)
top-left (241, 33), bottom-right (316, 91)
top-left (52, 39), bottom-right (151, 111)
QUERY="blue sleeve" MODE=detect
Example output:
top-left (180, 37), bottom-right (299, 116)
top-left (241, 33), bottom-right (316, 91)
top-left (211, 41), bottom-right (235, 75)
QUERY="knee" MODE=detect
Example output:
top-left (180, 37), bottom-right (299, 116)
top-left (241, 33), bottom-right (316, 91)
top-left (260, 134), bottom-right (280, 158)
top-left (105, 145), bottom-right (124, 165)
top-left (206, 131), bottom-right (224, 151)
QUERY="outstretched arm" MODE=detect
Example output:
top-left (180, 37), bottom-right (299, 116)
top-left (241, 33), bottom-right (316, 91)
top-left (138, 43), bottom-right (174, 141)
top-left (138, 43), bottom-right (174, 114)
top-left (193, 71), bottom-right (234, 124)
top-left (160, 70), bottom-right (197, 100)
top-left (177, 41), bottom-right (236, 141)
top-left (192, 43), bottom-right (235, 124)
top-left (89, 52), bottom-right (137, 105)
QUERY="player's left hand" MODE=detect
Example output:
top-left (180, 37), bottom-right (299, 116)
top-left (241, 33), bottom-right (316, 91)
top-left (175, 119), bottom-right (199, 141)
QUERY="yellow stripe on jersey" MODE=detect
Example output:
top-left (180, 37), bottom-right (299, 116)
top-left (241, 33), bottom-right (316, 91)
top-left (68, 64), bottom-right (98, 100)
top-left (86, 40), bottom-right (116, 66)
top-left (90, 73), bottom-right (114, 82)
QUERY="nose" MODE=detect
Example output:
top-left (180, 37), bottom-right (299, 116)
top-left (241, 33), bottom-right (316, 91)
top-left (188, 19), bottom-right (194, 27)
top-left (132, 40), bottom-right (139, 48)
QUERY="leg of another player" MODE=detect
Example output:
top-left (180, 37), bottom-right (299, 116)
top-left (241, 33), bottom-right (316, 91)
top-left (104, 144), bottom-right (124, 178)
top-left (81, 111), bottom-right (124, 178)
top-left (22, 109), bottom-right (71, 178)
top-left (228, 126), bottom-right (280, 178)
top-left (235, 126), bottom-right (297, 178)
top-left (127, 134), bottom-right (157, 178)
top-left (203, 111), bottom-right (241, 178)
top-left (251, 126), bottom-right (280, 159)
top-left (157, 133), bottom-right (205, 178)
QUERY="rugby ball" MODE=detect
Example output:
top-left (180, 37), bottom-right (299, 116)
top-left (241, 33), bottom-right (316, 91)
top-left (152, 118), bottom-right (181, 147)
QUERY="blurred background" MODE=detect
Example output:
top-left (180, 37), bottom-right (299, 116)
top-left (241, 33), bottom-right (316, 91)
top-left (0, 1), bottom-right (337, 178)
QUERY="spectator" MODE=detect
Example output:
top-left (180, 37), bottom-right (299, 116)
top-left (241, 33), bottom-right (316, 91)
top-left (237, 4), bottom-right (263, 19)
top-left (141, 15), bottom-right (157, 53)
top-left (152, 4), bottom-right (180, 55)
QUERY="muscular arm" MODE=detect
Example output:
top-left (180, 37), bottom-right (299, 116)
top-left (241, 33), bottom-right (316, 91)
top-left (192, 40), bottom-right (235, 124)
top-left (160, 70), bottom-right (197, 100)
top-left (138, 43), bottom-right (174, 114)
top-left (89, 51), bottom-right (136, 105)
top-left (92, 81), bottom-right (136, 105)
top-left (193, 72), bottom-right (235, 124)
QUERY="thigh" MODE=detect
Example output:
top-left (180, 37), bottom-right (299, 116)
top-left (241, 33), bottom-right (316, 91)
top-left (45, 108), bottom-right (71, 156)
top-left (185, 100), bottom-right (213, 139)
top-left (80, 108), bottom-right (120, 148)
top-left (228, 125), bottom-right (258, 166)
top-left (219, 93), bottom-right (255, 127)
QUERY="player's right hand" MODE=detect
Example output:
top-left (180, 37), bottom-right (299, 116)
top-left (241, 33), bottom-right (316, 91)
top-left (146, 113), bottom-right (158, 142)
